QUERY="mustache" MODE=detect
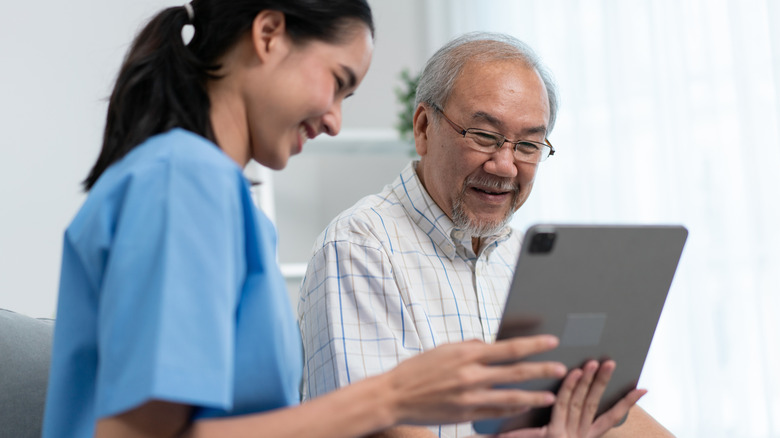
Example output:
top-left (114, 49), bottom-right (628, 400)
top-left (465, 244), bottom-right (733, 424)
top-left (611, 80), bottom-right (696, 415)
top-left (463, 174), bottom-right (519, 192)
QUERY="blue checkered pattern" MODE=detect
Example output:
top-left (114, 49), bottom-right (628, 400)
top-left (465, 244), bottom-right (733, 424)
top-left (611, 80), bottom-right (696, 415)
top-left (298, 161), bottom-right (522, 437)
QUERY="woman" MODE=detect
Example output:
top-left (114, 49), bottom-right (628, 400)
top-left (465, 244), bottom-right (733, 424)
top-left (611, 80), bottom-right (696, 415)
top-left (42, 1), bottom-right (642, 437)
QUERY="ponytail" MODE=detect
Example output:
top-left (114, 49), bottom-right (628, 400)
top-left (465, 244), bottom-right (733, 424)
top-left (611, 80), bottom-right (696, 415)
top-left (83, 0), bottom-right (374, 191)
top-left (83, 6), bottom-right (213, 190)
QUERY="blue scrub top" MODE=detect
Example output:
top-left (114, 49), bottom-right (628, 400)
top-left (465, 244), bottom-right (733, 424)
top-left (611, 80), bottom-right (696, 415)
top-left (42, 129), bottom-right (302, 438)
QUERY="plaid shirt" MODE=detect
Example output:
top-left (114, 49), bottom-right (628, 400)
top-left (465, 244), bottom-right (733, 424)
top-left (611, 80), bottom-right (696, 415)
top-left (298, 161), bottom-right (522, 437)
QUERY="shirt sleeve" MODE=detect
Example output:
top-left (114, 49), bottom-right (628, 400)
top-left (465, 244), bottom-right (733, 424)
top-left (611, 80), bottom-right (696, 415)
top-left (298, 230), bottom-right (422, 400)
top-left (94, 157), bottom-right (246, 418)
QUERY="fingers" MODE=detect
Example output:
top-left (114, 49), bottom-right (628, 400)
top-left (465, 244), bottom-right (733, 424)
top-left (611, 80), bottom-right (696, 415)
top-left (462, 387), bottom-right (556, 412)
top-left (545, 359), bottom-right (622, 437)
top-left (436, 339), bottom-right (567, 423)
top-left (481, 360), bottom-right (568, 388)
top-left (388, 338), bottom-right (566, 426)
top-left (579, 360), bottom-right (615, 427)
top-left (544, 367), bottom-right (578, 436)
top-left (450, 336), bottom-right (567, 392)
top-left (590, 389), bottom-right (647, 433)
top-left (523, 359), bottom-right (647, 438)
top-left (575, 360), bottom-right (612, 433)
top-left (479, 335), bottom-right (560, 364)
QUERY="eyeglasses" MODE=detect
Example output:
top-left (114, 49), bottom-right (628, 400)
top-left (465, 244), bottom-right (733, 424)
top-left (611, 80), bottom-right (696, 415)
top-left (434, 106), bottom-right (555, 164)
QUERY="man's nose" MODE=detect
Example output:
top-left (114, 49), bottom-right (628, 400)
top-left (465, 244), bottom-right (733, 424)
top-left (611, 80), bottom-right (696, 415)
top-left (482, 143), bottom-right (518, 178)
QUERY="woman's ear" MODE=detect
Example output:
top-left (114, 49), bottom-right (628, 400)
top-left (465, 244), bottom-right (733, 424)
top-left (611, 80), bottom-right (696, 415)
top-left (250, 10), bottom-right (288, 63)
top-left (413, 104), bottom-right (432, 156)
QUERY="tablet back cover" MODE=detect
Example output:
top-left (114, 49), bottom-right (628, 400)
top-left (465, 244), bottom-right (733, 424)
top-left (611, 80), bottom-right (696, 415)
top-left (473, 224), bottom-right (687, 434)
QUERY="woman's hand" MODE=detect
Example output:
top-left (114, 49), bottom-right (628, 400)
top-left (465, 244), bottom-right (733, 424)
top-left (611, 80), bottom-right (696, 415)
top-left (383, 336), bottom-right (568, 426)
top-left (496, 360), bottom-right (646, 438)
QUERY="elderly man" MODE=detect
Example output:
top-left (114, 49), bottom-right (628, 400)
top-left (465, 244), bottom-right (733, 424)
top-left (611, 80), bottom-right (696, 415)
top-left (299, 32), bottom-right (672, 437)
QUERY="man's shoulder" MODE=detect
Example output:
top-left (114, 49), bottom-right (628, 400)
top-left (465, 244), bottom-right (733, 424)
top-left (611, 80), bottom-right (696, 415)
top-left (315, 183), bottom-right (409, 247)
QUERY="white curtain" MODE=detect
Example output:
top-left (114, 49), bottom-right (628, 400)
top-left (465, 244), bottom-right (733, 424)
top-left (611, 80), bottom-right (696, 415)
top-left (427, 0), bottom-right (780, 436)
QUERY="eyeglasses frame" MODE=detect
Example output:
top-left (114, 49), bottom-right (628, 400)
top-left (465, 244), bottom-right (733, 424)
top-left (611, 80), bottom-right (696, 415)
top-left (432, 105), bottom-right (555, 163)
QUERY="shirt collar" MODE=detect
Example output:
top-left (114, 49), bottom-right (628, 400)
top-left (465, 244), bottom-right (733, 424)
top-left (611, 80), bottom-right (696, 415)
top-left (393, 161), bottom-right (513, 260)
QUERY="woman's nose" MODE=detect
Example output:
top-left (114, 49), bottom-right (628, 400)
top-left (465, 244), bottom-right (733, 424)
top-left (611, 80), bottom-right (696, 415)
top-left (322, 102), bottom-right (343, 136)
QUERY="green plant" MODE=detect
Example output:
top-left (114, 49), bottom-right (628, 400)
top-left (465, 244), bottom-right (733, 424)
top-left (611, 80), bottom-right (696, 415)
top-left (394, 68), bottom-right (421, 144)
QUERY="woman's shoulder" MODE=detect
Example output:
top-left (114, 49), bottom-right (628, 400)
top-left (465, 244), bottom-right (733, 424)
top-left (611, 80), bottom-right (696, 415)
top-left (66, 129), bottom-right (249, 246)
top-left (94, 129), bottom-right (242, 190)
top-left (134, 128), bottom-right (239, 173)
top-left (81, 129), bottom-right (247, 217)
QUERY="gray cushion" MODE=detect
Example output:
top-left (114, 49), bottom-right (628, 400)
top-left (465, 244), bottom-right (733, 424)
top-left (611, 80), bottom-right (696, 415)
top-left (0, 308), bottom-right (54, 438)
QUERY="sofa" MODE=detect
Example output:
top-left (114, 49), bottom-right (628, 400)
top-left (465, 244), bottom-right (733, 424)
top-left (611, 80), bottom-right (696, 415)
top-left (0, 308), bottom-right (54, 438)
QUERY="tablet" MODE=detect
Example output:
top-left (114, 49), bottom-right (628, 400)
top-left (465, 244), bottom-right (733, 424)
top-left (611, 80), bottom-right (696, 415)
top-left (473, 224), bottom-right (687, 434)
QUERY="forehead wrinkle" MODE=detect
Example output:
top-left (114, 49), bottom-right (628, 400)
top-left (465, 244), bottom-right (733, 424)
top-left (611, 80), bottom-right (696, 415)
top-left (470, 110), bottom-right (548, 139)
top-left (470, 110), bottom-right (503, 128)
top-left (523, 125), bottom-right (548, 138)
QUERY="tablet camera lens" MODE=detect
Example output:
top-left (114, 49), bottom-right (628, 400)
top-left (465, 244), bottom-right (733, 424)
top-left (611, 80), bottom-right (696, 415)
top-left (529, 232), bottom-right (556, 254)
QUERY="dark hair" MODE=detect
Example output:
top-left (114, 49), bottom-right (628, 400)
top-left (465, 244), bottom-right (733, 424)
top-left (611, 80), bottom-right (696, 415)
top-left (83, 0), bottom-right (374, 190)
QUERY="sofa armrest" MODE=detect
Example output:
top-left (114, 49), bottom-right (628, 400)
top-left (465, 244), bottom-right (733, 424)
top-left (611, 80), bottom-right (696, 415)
top-left (0, 308), bottom-right (55, 438)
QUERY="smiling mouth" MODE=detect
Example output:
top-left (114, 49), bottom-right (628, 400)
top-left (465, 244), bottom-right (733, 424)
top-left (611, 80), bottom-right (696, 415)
top-left (299, 125), bottom-right (312, 143)
top-left (472, 186), bottom-right (510, 196)
top-left (463, 174), bottom-right (519, 202)
top-left (296, 123), bottom-right (316, 152)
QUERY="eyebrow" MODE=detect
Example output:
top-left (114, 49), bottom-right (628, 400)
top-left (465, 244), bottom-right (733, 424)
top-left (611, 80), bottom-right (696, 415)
top-left (471, 110), bottom-right (548, 138)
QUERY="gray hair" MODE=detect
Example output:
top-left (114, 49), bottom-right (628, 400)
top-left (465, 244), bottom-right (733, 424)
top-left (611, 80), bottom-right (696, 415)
top-left (415, 32), bottom-right (559, 135)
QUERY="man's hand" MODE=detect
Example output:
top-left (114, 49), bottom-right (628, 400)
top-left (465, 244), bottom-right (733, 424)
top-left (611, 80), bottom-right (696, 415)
top-left (494, 360), bottom-right (646, 438)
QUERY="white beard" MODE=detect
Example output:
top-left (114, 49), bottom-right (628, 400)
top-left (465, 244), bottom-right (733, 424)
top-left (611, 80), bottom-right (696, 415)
top-left (451, 175), bottom-right (518, 238)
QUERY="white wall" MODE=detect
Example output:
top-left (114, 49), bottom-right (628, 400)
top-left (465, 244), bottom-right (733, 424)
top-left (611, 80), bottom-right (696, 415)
top-left (1, 1), bottom-right (177, 317)
top-left (0, 0), bottom-right (431, 317)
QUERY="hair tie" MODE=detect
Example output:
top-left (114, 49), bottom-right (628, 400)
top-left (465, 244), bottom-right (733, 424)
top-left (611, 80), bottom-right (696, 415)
top-left (183, 2), bottom-right (195, 23)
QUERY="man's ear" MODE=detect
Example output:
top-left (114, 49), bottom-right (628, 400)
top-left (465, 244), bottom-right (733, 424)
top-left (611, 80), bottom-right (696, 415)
top-left (413, 104), bottom-right (433, 156)
top-left (250, 10), bottom-right (288, 63)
